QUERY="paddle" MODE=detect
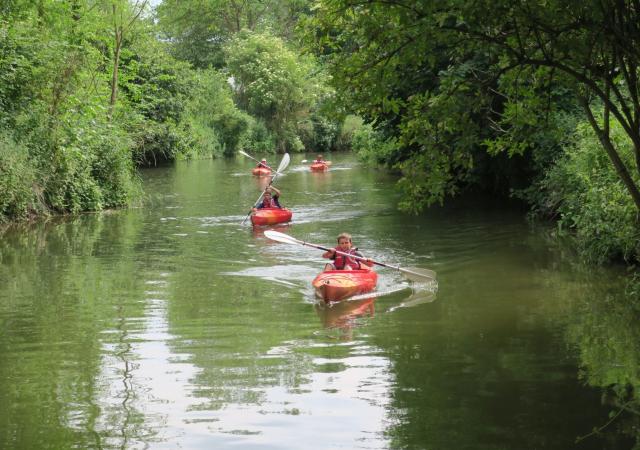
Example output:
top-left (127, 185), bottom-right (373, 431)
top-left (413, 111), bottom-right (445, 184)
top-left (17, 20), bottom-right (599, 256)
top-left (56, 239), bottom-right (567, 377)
top-left (238, 150), bottom-right (284, 175)
top-left (263, 230), bottom-right (436, 282)
top-left (241, 153), bottom-right (290, 225)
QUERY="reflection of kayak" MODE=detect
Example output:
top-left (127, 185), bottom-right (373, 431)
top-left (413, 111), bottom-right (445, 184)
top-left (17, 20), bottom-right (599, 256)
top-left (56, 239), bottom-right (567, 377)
top-left (316, 298), bottom-right (375, 329)
top-left (252, 223), bottom-right (290, 238)
top-left (252, 167), bottom-right (271, 176)
top-left (310, 162), bottom-right (329, 172)
top-left (250, 208), bottom-right (292, 226)
top-left (312, 270), bottom-right (377, 303)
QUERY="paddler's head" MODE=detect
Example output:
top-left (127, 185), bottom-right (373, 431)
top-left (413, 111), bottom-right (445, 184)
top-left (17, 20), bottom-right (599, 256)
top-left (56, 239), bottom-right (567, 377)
top-left (337, 232), bottom-right (352, 251)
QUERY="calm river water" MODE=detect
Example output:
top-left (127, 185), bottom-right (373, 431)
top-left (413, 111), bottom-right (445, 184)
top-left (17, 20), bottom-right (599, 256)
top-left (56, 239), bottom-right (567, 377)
top-left (0, 153), bottom-right (637, 449)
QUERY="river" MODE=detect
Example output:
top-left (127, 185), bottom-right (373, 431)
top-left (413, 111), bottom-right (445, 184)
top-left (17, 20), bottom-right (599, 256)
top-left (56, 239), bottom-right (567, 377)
top-left (0, 153), bottom-right (637, 449)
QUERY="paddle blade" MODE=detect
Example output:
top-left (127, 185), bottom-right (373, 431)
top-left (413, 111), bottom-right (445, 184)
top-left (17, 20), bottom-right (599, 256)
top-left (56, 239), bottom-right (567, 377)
top-left (238, 150), bottom-right (252, 159)
top-left (276, 153), bottom-right (290, 173)
top-left (264, 230), bottom-right (300, 246)
top-left (399, 267), bottom-right (437, 282)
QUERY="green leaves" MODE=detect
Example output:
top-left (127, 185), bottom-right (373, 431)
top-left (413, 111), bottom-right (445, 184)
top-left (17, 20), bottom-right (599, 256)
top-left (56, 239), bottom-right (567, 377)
top-left (224, 31), bottom-right (320, 152)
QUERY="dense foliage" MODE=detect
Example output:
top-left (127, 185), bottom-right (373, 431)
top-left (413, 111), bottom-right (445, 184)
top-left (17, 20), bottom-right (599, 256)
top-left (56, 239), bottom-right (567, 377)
top-left (0, 2), bottom-right (143, 219)
top-left (224, 31), bottom-right (324, 153)
top-left (1, 0), bottom-right (639, 264)
top-left (302, 0), bottom-right (640, 263)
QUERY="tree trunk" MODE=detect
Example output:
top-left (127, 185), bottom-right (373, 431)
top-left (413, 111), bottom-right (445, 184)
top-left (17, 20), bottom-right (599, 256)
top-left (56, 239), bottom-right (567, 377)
top-left (109, 30), bottom-right (122, 119)
top-left (580, 97), bottom-right (640, 211)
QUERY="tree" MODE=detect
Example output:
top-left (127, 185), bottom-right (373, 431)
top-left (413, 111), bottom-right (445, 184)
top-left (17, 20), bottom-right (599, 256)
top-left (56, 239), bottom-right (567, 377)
top-left (156, 0), bottom-right (311, 68)
top-left (224, 31), bottom-right (318, 152)
top-left (104, 0), bottom-right (150, 119)
top-left (304, 0), bottom-right (640, 212)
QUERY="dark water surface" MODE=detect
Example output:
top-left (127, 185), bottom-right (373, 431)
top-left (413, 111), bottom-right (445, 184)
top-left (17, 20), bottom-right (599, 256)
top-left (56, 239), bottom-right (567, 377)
top-left (0, 154), bottom-right (636, 449)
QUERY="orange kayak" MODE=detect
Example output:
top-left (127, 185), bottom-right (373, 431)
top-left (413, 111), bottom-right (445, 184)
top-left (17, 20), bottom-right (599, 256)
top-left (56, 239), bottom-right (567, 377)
top-left (250, 207), bottom-right (292, 226)
top-left (310, 163), bottom-right (328, 172)
top-left (312, 270), bottom-right (377, 303)
top-left (252, 167), bottom-right (271, 176)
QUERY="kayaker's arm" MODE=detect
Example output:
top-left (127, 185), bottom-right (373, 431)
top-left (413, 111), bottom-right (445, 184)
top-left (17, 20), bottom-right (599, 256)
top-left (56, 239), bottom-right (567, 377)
top-left (354, 249), bottom-right (374, 270)
top-left (322, 248), bottom-right (336, 259)
top-left (269, 186), bottom-right (281, 196)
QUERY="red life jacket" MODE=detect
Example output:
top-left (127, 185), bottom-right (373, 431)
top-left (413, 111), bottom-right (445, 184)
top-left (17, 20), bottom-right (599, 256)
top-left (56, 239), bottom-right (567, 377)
top-left (260, 196), bottom-right (280, 208)
top-left (333, 247), bottom-right (361, 270)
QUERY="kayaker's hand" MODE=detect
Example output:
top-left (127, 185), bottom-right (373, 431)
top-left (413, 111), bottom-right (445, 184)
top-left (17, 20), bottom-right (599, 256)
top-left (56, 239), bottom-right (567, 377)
top-left (365, 259), bottom-right (373, 265)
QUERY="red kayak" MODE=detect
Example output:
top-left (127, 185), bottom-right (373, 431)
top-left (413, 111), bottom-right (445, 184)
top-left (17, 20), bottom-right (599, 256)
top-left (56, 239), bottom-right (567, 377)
top-left (312, 270), bottom-right (377, 303)
top-left (252, 167), bottom-right (271, 176)
top-left (250, 208), bottom-right (292, 226)
top-left (310, 162), bottom-right (328, 172)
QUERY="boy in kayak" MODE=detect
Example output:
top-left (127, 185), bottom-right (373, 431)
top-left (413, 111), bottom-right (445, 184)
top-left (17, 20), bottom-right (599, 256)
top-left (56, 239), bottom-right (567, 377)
top-left (322, 233), bottom-right (373, 271)
top-left (257, 158), bottom-right (269, 168)
top-left (313, 154), bottom-right (325, 164)
top-left (254, 186), bottom-right (281, 209)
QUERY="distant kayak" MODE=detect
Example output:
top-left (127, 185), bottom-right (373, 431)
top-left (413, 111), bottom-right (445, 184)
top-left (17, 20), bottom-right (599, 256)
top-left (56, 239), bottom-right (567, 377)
top-left (250, 208), bottom-right (292, 226)
top-left (312, 270), bottom-right (378, 303)
top-left (310, 162), bottom-right (329, 172)
top-left (252, 167), bottom-right (271, 176)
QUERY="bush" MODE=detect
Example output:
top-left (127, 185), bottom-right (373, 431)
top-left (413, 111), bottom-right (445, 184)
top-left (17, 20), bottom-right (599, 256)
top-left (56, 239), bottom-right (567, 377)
top-left (0, 133), bottom-right (36, 221)
top-left (186, 69), bottom-right (251, 157)
top-left (538, 119), bottom-right (640, 263)
top-left (352, 123), bottom-right (398, 165)
top-left (242, 118), bottom-right (276, 155)
top-left (335, 115), bottom-right (364, 151)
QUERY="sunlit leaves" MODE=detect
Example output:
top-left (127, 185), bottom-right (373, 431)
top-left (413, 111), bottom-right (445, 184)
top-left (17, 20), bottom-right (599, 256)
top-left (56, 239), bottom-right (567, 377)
top-left (224, 31), bottom-right (319, 152)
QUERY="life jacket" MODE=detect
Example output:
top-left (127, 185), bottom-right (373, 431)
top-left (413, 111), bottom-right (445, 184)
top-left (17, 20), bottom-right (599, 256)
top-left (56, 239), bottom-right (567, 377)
top-left (333, 247), bottom-right (361, 270)
top-left (259, 195), bottom-right (280, 208)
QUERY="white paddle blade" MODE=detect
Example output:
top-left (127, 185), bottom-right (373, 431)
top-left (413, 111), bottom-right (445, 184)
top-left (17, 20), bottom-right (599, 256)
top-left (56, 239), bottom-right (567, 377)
top-left (400, 267), bottom-right (437, 282)
top-left (277, 153), bottom-right (290, 173)
top-left (264, 230), bottom-right (300, 246)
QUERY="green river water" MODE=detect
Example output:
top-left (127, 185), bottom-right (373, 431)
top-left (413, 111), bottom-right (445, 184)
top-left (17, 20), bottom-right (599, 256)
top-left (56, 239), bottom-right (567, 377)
top-left (0, 153), bottom-right (637, 449)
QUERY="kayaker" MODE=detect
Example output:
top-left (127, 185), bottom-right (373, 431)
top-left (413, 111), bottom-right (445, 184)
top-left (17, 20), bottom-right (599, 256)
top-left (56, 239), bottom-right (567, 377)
top-left (322, 233), bottom-right (373, 271)
top-left (257, 158), bottom-right (269, 168)
top-left (313, 154), bottom-right (325, 164)
top-left (254, 186), bottom-right (282, 209)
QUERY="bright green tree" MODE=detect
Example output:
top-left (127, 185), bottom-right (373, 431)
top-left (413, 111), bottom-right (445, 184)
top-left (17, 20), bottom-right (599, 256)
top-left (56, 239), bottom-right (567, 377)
top-left (224, 30), bottom-right (319, 152)
top-left (156, 0), bottom-right (310, 68)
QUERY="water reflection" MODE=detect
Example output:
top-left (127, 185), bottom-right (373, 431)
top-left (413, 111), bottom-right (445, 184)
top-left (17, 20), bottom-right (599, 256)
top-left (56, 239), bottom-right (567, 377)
top-left (386, 290), bottom-right (437, 313)
top-left (2, 155), bottom-right (639, 449)
top-left (315, 298), bottom-right (376, 340)
top-left (563, 273), bottom-right (640, 446)
top-left (253, 174), bottom-right (273, 191)
top-left (251, 223), bottom-right (292, 239)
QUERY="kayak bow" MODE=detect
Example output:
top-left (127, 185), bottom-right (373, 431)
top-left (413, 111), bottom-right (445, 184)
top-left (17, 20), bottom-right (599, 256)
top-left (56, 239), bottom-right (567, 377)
top-left (312, 269), bottom-right (378, 303)
top-left (250, 207), bottom-right (293, 226)
top-left (310, 163), bottom-right (328, 172)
